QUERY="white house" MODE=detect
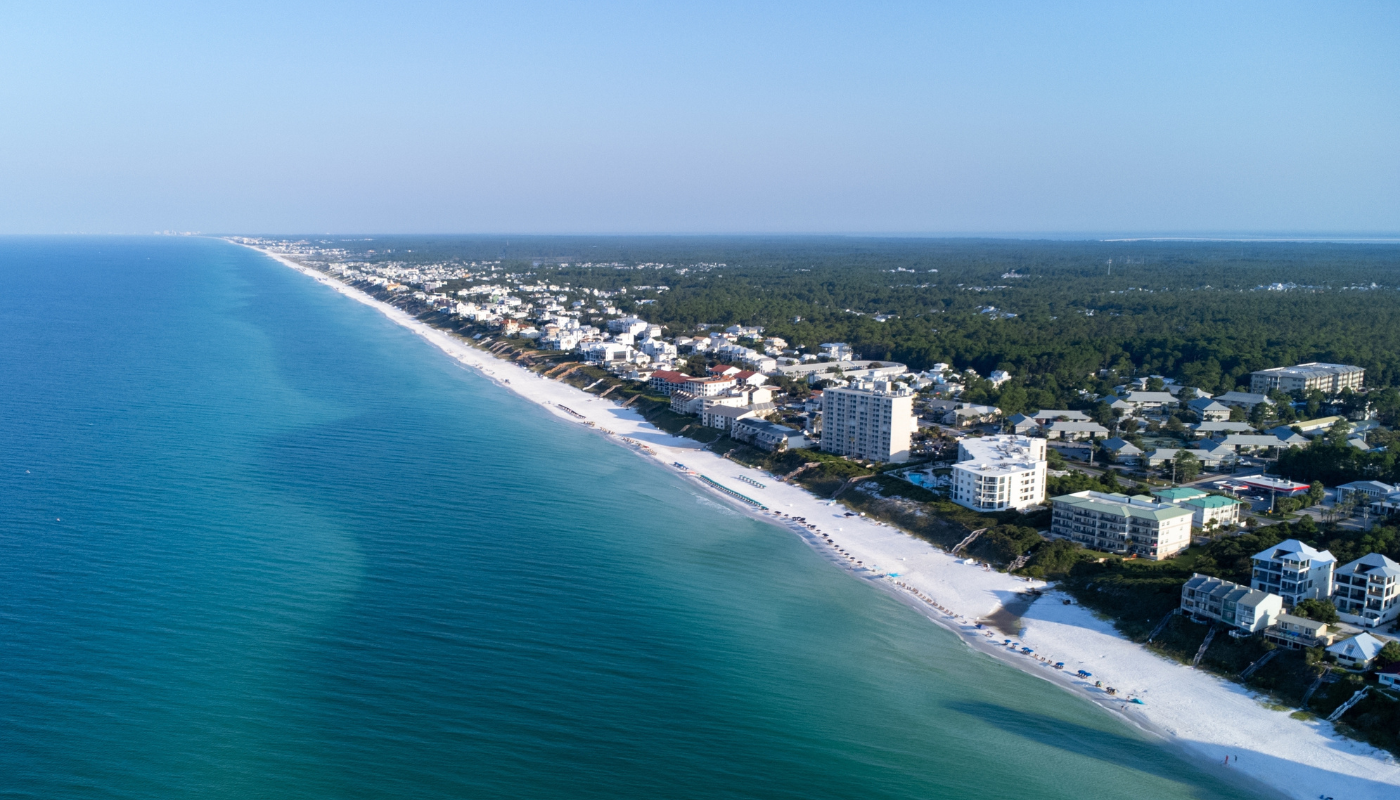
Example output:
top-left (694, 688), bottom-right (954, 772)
top-left (1332, 553), bottom-right (1400, 628)
top-left (1326, 632), bottom-right (1387, 670)
top-left (1251, 539), bottom-right (1336, 609)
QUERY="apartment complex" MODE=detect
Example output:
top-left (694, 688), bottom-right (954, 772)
top-left (1249, 362), bottom-right (1364, 395)
top-left (1183, 495), bottom-right (1243, 529)
top-left (820, 379), bottom-right (915, 462)
top-left (949, 435), bottom-right (1047, 512)
top-left (1051, 491), bottom-right (1194, 560)
top-left (1332, 553), bottom-right (1400, 628)
top-left (1250, 539), bottom-right (1335, 609)
top-left (1180, 573), bottom-right (1282, 633)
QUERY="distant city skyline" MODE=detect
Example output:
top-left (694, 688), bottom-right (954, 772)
top-left (3, 1), bottom-right (1396, 234)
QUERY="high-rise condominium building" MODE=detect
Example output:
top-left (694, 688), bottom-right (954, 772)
top-left (820, 379), bottom-right (915, 462)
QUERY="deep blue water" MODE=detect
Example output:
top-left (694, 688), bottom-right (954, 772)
top-left (0, 237), bottom-right (1262, 799)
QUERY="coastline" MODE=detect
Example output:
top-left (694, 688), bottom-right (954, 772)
top-left (241, 241), bottom-right (1400, 800)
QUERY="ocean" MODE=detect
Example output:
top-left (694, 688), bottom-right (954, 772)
top-left (0, 237), bottom-right (1262, 799)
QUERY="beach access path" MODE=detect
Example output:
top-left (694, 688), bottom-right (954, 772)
top-left (248, 243), bottom-right (1400, 800)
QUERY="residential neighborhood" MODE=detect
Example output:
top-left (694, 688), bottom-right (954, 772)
top-left (238, 236), bottom-right (1400, 753)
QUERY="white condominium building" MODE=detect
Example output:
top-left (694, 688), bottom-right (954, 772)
top-left (820, 379), bottom-right (915, 462)
top-left (1250, 539), bottom-right (1335, 609)
top-left (1332, 553), bottom-right (1400, 628)
top-left (1051, 491), bottom-right (1194, 560)
top-left (950, 435), bottom-right (1047, 512)
top-left (1249, 363), bottom-right (1364, 395)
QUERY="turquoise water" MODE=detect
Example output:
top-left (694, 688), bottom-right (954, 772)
top-left (0, 237), bottom-right (1261, 799)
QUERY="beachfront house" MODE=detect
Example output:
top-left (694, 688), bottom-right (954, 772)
top-left (1264, 613), bottom-right (1339, 650)
top-left (731, 418), bottom-right (807, 452)
top-left (701, 404), bottom-right (757, 432)
top-left (1326, 632), bottom-right (1387, 670)
top-left (1180, 574), bottom-right (1282, 633)
top-left (1251, 540), bottom-right (1336, 609)
top-left (1379, 664), bottom-right (1400, 688)
top-left (1332, 554), bottom-right (1400, 628)
top-left (1051, 491), bottom-right (1194, 560)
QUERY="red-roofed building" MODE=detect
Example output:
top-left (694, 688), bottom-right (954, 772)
top-left (649, 370), bottom-right (691, 396)
top-left (733, 370), bottom-right (767, 388)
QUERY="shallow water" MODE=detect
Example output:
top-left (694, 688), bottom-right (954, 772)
top-left (0, 237), bottom-right (1263, 799)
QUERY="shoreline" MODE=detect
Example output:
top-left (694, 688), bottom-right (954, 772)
top-left (241, 241), bottom-right (1400, 800)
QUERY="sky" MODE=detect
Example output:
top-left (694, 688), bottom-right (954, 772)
top-left (2, 1), bottom-right (1397, 235)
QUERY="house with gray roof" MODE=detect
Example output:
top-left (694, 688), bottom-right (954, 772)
top-left (1180, 573), bottom-right (1282, 633)
top-left (1030, 409), bottom-right (1088, 424)
top-left (1326, 632), bottom-right (1387, 670)
top-left (1100, 437), bottom-right (1143, 463)
top-left (1113, 391), bottom-right (1177, 414)
top-left (1146, 447), bottom-right (1229, 469)
top-left (731, 418), bottom-right (807, 452)
top-left (1043, 420), bottom-right (1108, 441)
top-left (1265, 613), bottom-right (1340, 650)
top-left (1332, 553), bottom-right (1400, 627)
top-left (1191, 421), bottom-right (1257, 437)
top-left (1187, 398), bottom-right (1232, 422)
top-left (1005, 413), bottom-right (1040, 434)
top-left (1211, 434), bottom-right (1305, 453)
top-left (1336, 480), bottom-right (1397, 504)
top-left (1215, 391), bottom-right (1273, 412)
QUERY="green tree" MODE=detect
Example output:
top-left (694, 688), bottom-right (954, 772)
top-left (1377, 640), bottom-right (1400, 668)
top-left (1327, 420), bottom-right (1354, 446)
top-left (1173, 451), bottom-right (1202, 483)
top-left (1307, 481), bottom-right (1325, 506)
top-left (1146, 377), bottom-right (1166, 391)
top-left (1089, 401), bottom-right (1114, 427)
top-left (1229, 406), bottom-right (1248, 423)
top-left (997, 383), bottom-right (1028, 416)
top-left (1293, 599), bottom-right (1340, 624)
top-left (1249, 402), bottom-right (1270, 428)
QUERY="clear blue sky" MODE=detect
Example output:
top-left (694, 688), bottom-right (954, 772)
top-left (3, 1), bottom-right (1396, 234)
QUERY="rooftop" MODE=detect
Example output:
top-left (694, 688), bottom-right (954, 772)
top-left (1053, 491), bottom-right (1194, 522)
top-left (1153, 487), bottom-right (1209, 502)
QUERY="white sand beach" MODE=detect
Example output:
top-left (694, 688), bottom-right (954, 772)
top-left (250, 243), bottom-right (1400, 800)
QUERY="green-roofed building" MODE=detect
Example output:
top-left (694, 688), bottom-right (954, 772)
top-left (1152, 487), bottom-right (1209, 504)
top-left (1051, 490), bottom-right (1194, 560)
top-left (1183, 494), bottom-right (1243, 529)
